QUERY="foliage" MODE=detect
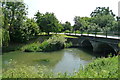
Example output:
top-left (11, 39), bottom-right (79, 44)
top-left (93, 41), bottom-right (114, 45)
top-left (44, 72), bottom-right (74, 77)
top-left (73, 16), bottom-right (93, 32)
top-left (90, 7), bottom-right (116, 32)
top-left (2, 2), bottom-right (27, 29)
top-left (72, 56), bottom-right (118, 78)
top-left (0, 29), bottom-right (2, 47)
top-left (73, 16), bottom-right (82, 31)
top-left (2, 28), bottom-right (10, 46)
top-left (73, 7), bottom-right (117, 34)
top-left (62, 21), bottom-right (72, 32)
top-left (19, 18), bottom-right (39, 42)
top-left (91, 15), bottom-right (115, 30)
top-left (39, 35), bottom-right (66, 52)
top-left (2, 60), bottom-right (50, 78)
top-left (78, 56), bottom-right (118, 78)
top-left (35, 11), bottom-right (63, 35)
top-left (64, 30), bottom-right (71, 33)
top-left (21, 35), bottom-right (66, 52)
top-left (21, 42), bottom-right (41, 52)
top-left (64, 42), bottom-right (73, 48)
top-left (90, 7), bottom-right (115, 17)
top-left (2, 2), bottom-right (29, 43)
top-left (2, 2), bottom-right (39, 43)
top-left (75, 30), bottom-right (80, 34)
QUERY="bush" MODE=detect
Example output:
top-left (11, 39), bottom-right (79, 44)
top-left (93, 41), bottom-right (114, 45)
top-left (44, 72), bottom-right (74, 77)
top-left (40, 35), bottom-right (66, 52)
top-left (64, 30), bottom-right (71, 33)
top-left (21, 42), bottom-right (42, 52)
top-left (21, 35), bottom-right (66, 52)
top-left (72, 56), bottom-right (118, 78)
top-left (75, 30), bottom-right (80, 34)
top-left (65, 42), bottom-right (72, 48)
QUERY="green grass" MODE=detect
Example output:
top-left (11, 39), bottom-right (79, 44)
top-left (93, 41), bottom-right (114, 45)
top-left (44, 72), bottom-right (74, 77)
top-left (58, 34), bottom-right (78, 38)
top-left (2, 56), bottom-right (118, 78)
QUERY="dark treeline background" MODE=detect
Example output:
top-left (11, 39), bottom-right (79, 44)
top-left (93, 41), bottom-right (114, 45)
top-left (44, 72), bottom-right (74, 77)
top-left (0, 2), bottom-right (120, 47)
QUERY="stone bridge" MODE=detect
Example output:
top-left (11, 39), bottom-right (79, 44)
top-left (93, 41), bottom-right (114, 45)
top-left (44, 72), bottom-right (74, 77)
top-left (66, 35), bottom-right (119, 56)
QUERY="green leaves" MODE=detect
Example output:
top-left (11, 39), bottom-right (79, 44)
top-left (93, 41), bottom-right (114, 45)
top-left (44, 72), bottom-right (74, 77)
top-left (21, 35), bottom-right (66, 52)
top-left (62, 21), bottom-right (72, 32)
top-left (2, 28), bottom-right (10, 46)
top-left (90, 7), bottom-right (116, 32)
top-left (35, 11), bottom-right (62, 34)
top-left (74, 56), bottom-right (118, 78)
top-left (90, 7), bottom-right (115, 17)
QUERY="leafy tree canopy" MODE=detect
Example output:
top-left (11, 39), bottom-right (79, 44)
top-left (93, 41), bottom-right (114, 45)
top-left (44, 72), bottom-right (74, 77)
top-left (35, 11), bottom-right (63, 35)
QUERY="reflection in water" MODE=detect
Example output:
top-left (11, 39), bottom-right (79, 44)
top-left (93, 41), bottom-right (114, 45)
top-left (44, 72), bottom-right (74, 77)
top-left (3, 48), bottom-right (96, 74)
top-left (53, 49), bottom-right (92, 74)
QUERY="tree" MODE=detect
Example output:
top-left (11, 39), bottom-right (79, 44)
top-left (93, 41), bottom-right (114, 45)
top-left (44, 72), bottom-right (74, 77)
top-left (34, 11), bottom-right (43, 31)
top-left (90, 7), bottom-right (115, 17)
top-left (90, 7), bottom-right (116, 32)
top-left (73, 16), bottom-right (82, 31)
top-left (62, 21), bottom-right (72, 32)
top-left (91, 14), bottom-right (115, 28)
top-left (2, 28), bottom-right (10, 46)
top-left (35, 12), bottom-right (62, 35)
top-left (2, 2), bottom-right (28, 42)
top-left (2, 2), bottom-right (28, 29)
top-left (73, 16), bottom-right (92, 33)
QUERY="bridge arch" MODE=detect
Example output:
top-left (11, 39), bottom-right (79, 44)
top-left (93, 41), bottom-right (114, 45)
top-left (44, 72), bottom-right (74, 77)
top-left (94, 42), bottom-right (117, 56)
top-left (81, 39), bottom-right (93, 52)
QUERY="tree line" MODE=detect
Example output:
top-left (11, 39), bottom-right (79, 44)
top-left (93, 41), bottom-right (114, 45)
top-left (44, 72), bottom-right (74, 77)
top-left (0, 2), bottom-right (119, 47)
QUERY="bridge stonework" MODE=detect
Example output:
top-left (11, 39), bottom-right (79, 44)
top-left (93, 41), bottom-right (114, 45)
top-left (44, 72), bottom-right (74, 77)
top-left (66, 35), bottom-right (119, 56)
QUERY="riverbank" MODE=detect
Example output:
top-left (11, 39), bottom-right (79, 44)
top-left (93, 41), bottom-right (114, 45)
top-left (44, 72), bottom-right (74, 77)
top-left (2, 34), bottom-right (77, 53)
top-left (2, 34), bottom-right (118, 78)
top-left (2, 55), bottom-right (118, 78)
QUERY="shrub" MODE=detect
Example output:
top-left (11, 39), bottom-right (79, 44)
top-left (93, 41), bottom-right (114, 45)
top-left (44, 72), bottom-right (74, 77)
top-left (21, 42), bottom-right (41, 52)
top-left (40, 35), bottom-right (66, 52)
top-left (21, 35), bottom-right (66, 52)
top-left (72, 56), bottom-right (118, 78)
top-left (75, 30), bottom-right (80, 34)
top-left (64, 30), bottom-right (70, 33)
top-left (65, 42), bottom-right (73, 48)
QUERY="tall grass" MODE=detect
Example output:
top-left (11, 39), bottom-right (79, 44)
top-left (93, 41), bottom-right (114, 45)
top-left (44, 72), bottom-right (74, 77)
top-left (72, 56), bottom-right (118, 78)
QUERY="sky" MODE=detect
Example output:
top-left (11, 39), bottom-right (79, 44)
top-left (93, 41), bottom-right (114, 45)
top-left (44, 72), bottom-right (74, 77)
top-left (24, 0), bottom-right (119, 25)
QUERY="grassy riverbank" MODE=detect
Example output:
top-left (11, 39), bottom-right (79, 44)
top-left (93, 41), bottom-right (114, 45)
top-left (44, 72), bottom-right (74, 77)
top-left (21, 35), bottom-right (72, 52)
top-left (2, 55), bottom-right (118, 78)
top-left (2, 34), bottom-right (118, 78)
top-left (3, 34), bottom-right (74, 53)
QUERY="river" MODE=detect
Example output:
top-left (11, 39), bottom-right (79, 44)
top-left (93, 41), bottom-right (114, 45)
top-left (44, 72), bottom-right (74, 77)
top-left (2, 48), bottom-right (98, 74)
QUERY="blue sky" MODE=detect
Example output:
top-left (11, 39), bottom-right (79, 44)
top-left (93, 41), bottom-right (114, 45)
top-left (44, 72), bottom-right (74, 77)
top-left (24, 0), bottom-right (119, 25)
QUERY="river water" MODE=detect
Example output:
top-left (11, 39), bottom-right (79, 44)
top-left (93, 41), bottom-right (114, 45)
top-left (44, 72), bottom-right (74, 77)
top-left (2, 48), bottom-right (97, 74)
